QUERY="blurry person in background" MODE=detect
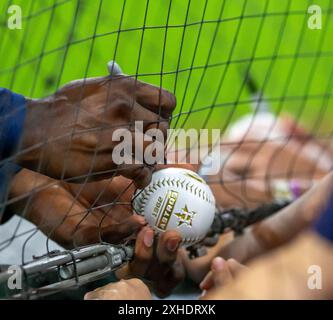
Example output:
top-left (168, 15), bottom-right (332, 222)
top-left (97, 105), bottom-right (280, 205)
top-left (182, 171), bottom-right (333, 284)
top-left (200, 183), bottom-right (333, 299)
top-left (202, 112), bottom-right (332, 211)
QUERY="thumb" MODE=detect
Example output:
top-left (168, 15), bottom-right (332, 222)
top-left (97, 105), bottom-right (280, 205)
top-left (200, 257), bottom-right (233, 291)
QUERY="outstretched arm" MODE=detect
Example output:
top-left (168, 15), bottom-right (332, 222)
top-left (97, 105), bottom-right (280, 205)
top-left (182, 172), bottom-right (333, 284)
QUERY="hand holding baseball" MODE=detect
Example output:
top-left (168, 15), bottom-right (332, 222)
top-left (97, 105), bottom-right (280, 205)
top-left (133, 168), bottom-right (216, 245)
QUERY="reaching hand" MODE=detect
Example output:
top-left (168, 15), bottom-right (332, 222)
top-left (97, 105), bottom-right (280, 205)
top-left (9, 168), bottom-right (144, 248)
top-left (200, 257), bottom-right (248, 298)
top-left (19, 75), bottom-right (176, 188)
top-left (115, 226), bottom-right (185, 297)
top-left (9, 168), bottom-right (185, 296)
top-left (84, 278), bottom-right (152, 300)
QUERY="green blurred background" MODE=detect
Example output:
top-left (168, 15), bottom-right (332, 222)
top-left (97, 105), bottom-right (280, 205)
top-left (0, 0), bottom-right (332, 134)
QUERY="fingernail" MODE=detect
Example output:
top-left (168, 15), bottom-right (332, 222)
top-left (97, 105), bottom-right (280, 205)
top-left (199, 279), bottom-right (206, 290)
top-left (199, 272), bottom-right (211, 290)
top-left (143, 229), bottom-right (154, 248)
top-left (167, 237), bottom-right (180, 252)
top-left (212, 257), bottom-right (225, 271)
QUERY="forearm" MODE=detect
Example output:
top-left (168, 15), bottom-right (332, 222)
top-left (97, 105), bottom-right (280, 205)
top-left (203, 231), bottom-right (333, 300)
top-left (4, 169), bottom-right (53, 222)
top-left (218, 171), bottom-right (333, 263)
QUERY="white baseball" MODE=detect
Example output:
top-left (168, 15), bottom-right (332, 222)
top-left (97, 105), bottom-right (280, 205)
top-left (132, 168), bottom-right (216, 246)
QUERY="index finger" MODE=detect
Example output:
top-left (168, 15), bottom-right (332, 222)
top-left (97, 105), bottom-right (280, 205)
top-left (156, 230), bottom-right (182, 265)
top-left (135, 81), bottom-right (176, 119)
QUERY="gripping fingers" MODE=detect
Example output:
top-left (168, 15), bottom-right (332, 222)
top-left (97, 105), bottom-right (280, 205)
top-left (100, 214), bottom-right (146, 243)
top-left (135, 81), bottom-right (176, 119)
top-left (116, 226), bottom-right (154, 279)
top-left (200, 257), bottom-right (233, 291)
top-left (156, 230), bottom-right (182, 265)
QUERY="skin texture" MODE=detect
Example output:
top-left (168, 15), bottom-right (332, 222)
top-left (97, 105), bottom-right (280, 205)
top-left (180, 116), bottom-right (332, 284)
top-left (199, 257), bottom-right (248, 294)
top-left (115, 226), bottom-right (185, 297)
top-left (6, 150), bottom-right (331, 294)
top-left (220, 136), bottom-right (331, 182)
top-left (221, 115), bottom-right (332, 181)
top-left (7, 169), bottom-right (140, 248)
top-left (201, 115), bottom-right (331, 211)
top-left (7, 168), bottom-right (186, 297)
top-left (18, 75), bottom-right (176, 187)
top-left (6, 164), bottom-right (194, 248)
top-left (83, 222), bottom-right (333, 300)
top-left (83, 230), bottom-right (333, 300)
top-left (84, 226), bottom-right (184, 300)
top-left (181, 171), bottom-right (333, 284)
top-left (202, 231), bottom-right (333, 299)
top-left (207, 170), bottom-right (312, 210)
top-left (84, 226), bottom-right (184, 299)
top-left (6, 105), bottom-right (332, 298)
top-left (84, 278), bottom-right (152, 300)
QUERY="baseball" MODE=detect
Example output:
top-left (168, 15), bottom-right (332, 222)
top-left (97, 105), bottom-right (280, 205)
top-left (132, 168), bottom-right (216, 246)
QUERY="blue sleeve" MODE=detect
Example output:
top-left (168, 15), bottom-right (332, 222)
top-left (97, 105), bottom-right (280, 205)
top-left (0, 88), bottom-right (25, 223)
top-left (0, 88), bottom-right (26, 160)
top-left (313, 193), bottom-right (333, 243)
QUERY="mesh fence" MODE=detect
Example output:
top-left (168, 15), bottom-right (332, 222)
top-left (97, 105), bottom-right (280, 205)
top-left (0, 0), bottom-right (332, 298)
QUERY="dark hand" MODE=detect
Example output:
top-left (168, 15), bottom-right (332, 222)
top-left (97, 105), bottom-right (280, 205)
top-left (116, 226), bottom-right (185, 297)
top-left (9, 169), bottom-right (144, 248)
top-left (19, 75), bottom-right (176, 188)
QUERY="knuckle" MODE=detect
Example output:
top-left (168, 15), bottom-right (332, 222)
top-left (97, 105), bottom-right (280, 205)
top-left (109, 97), bottom-right (132, 119)
top-left (114, 76), bottom-right (136, 94)
top-left (129, 278), bottom-right (145, 287)
top-left (117, 279), bottom-right (129, 288)
top-left (173, 270), bottom-right (185, 284)
top-left (158, 254), bottom-right (176, 266)
top-left (133, 254), bottom-right (151, 265)
top-left (132, 167), bottom-right (152, 187)
top-left (160, 90), bottom-right (176, 110)
top-left (84, 293), bottom-right (93, 300)
top-left (113, 96), bottom-right (131, 109)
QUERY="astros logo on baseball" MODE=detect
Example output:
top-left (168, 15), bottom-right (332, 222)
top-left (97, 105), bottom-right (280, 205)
top-left (132, 168), bottom-right (216, 246)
